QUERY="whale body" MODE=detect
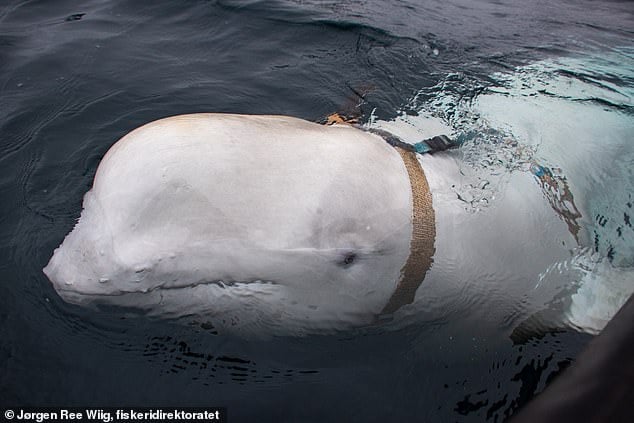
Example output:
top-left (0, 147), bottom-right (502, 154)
top-left (44, 113), bottom-right (629, 336)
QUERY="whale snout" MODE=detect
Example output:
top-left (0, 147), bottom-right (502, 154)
top-left (44, 243), bottom-right (116, 303)
top-left (43, 200), bottom-right (129, 303)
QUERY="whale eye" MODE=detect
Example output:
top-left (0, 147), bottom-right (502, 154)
top-left (339, 252), bottom-right (357, 268)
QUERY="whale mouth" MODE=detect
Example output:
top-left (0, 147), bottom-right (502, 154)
top-left (53, 279), bottom-right (280, 300)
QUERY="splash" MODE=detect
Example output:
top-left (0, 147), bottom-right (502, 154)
top-left (368, 49), bottom-right (634, 334)
top-left (370, 48), bottom-right (634, 264)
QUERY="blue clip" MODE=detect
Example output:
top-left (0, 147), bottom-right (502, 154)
top-left (413, 142), bottom-right (431, 154)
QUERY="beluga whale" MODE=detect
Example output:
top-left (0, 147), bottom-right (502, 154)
top-left (45, 113), bottom-right (430, 335)
top-left (44, 112), bottom-right (632, 337)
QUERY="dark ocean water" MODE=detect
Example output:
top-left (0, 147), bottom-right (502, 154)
top-left (1, 0), bottom-right (633, 422)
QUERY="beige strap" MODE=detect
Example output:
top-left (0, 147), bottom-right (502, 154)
top-left (381, 147), bottom-right (436, 314)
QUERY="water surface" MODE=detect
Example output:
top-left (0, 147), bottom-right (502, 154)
top-left (1, 0), bottom-right (632, 421)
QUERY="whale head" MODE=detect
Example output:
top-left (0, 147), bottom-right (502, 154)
top-left (43, 114), bottom-right (419, 335)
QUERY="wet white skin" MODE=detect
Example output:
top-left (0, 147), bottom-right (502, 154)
top-left (44, 114), bottom-right (413, 335)
top-left (45, 111), bottom-right (631, 337)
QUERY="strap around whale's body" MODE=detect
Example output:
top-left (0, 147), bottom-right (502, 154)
top-left (381, 146), bottom-right (436, 315)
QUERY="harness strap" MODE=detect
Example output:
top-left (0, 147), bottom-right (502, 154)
top-left (381, 146), bottom-right (436, 314)
top-left (368, 128), bottom-right (460, 154)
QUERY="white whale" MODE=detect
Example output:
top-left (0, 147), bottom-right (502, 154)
top-left (45, 114), bottom-right (417, 334)
top-left (43, 112), bottom-right (630, 336)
